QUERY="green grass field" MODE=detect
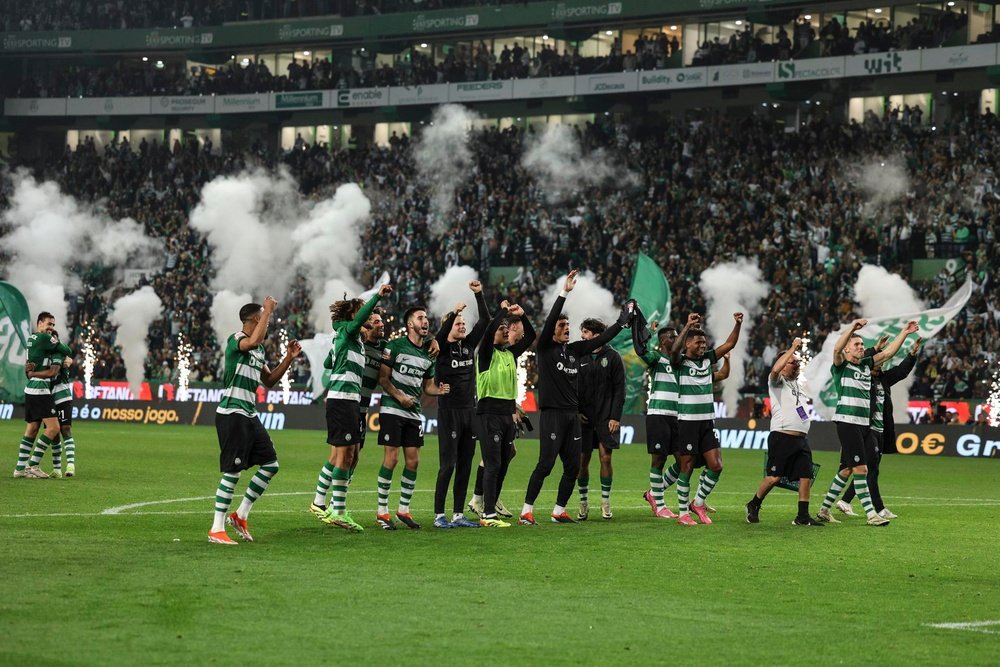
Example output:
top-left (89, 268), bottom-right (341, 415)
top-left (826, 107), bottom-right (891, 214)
top-left (1, 421), bottom-right (998, 666)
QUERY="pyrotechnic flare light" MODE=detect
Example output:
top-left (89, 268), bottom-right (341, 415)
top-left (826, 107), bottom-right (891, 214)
top-left (176, 334), bottom-right (193, 401)
top-left (987, 368), bottom-right (1000, 428)
top-left (278, 327), bottom-right (291, 405)
top-left (82, 323), bottom-right (96, 400)
top-left (517, 351), bottom-right (533, 406)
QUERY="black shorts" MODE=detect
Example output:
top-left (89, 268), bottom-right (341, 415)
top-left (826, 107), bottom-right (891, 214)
top-left (439, 407), bottom-right (477, 451)
top-left (765, 432), bottom-right (814, 480)
top-left (56, 402), bottom-right (72, 426)
top-left (867, 430), bottom-right (883, 465)
top-left (581, 417), bottom-right (618, 451)
top-left (378, 413), bottom-right (424, 448)
top-left (24, 394), bottom-right (57, 423)
top-left (677, 419), bottom-right (719, 457)
top-left (836, 422), bottom-right (869, 469)
top-left (646, 415), bottom-right (678, 456)
top-left (326, 398), bottom-right (364, 447)
top-left (216, 412), bottom-right (278, 474)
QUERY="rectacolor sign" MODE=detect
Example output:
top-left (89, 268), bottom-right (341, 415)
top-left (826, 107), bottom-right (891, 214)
top-left (777, 61), bottom-right (844, 81)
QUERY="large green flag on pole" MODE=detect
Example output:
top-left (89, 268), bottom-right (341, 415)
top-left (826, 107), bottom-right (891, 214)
top-left (0, 282), bottom-right (31, 403)
top-left (611, 253), bottom-right (671, 415)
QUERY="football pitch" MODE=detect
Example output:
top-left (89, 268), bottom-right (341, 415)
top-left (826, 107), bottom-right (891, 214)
top-left (1, 421), bottom-right (998, 666)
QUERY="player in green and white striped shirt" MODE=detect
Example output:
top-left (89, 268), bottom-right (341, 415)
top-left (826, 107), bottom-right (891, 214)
top-left (670, 311), bottom-right (743, 526)
top-left (27, 350), bottom-right (77, 478)
top-left (375, 306), bottom-right (450, 530)
top-left (208, 297), bottom-right (302, 546)
top-left (309, 284), bottom-right (392, 533)
top-left (816, 317), bottom-right (918, 527)
top-left (13, 312), bottom-right (71, 480)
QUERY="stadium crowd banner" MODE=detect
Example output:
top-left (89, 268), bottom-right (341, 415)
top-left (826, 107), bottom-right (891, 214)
top-left (36, 399), bottom-right (999, 458)
top-left (388, 83), bottom-right (450, 106)
top-left (3, 98), bottom-right (68, 116)
top-left (576, 71), bottom-right (638, 95)
top-left (919, 43), bottom-right (1000, 71)
top-left (154, 96), bottom-right (215, 114)
top-left (335, 88), bottom-right (390, 108)
top-left (0, 282), bottom-right (30, 404)
top-left (512, 76), bottom-right (577, 99)
top-left (706, 62), bottom-right (775, 86)
top-left (272, 91), bottom-right (327, 110)
top-left (845, 50), bottom-right (921, 77)
top-left (448, 80), bottom-right (515, 102)
top-left (66, 97), bottom-right (151, 116)
top-left (638, 67), bottom-right (708, 91)
top-left (216, 93), bottom-right (270, 113)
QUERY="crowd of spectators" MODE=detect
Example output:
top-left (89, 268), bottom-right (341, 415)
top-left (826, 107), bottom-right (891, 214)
top-left (7, 10), bottom-right (999, 100)
top-left (0, 0), bottom-right (542, 31)
top-left (2, 108), bottom-right (999, 416)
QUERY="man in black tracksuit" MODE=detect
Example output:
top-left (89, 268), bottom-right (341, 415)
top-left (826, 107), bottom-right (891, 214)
top-left (576, 318), bottom-right (626, 521)
top-left (519, 270), bottom-right (629, 525)
top-left (838, 337), bottom-right (922, 518)
top-left (432, 280), bottom-right (490, 529)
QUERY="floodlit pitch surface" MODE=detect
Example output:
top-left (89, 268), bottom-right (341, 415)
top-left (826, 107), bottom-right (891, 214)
top-left (1, 422), bottom-right (998, 665)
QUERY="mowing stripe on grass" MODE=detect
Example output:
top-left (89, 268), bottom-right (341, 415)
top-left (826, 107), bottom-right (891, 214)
top-left (923, 620), bottom-right (1000, 635)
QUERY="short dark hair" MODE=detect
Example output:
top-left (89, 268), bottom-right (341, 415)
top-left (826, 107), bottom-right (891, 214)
top-left (657, 326), bottom-right (677, 339)
top-left (688, 328), bottom-right (707, 339)
top-left (556, 314), bottom-right (569, 323)
top-left (239, 303), bottom-right (263, 323)
top-left (36, 311), bottom-right (54, 323)
top-left (581, 318), bottom-right (606, 335)
top-left (403, 306), bottom-right (427, 325)
top-left (506, 314), bottom-right (521, 326)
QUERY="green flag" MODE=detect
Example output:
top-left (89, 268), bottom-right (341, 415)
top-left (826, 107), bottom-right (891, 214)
top-left (612, 253), bottom-right (671, 415)
top-left (0, 282), bottom-right (31, 403)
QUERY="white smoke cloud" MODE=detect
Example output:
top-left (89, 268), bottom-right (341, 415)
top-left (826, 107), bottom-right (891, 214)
top-left (699, 258), bottom-right (769, 416)
top-left (522, 123), bottom-right (636, 202)
top-left (412, 104), bottom-right (480, 234)
top-left (429, 265), bottom-right (480, 329)
top-left (210, 290), bottom-right (252, 354)
top-left (542, 271), bottom-right (618, 338)
top-left (855, 264), bottom-right (925, 422)
top-left (853, 156), bottom-right (910, 211)
top-left (1, 172), bottom-right (162, 331)
top-left (290, 183), bottom-right (370, 332)
top-left (108, 286), bottom-right (163, 399)
top-left (299, 332), bottom-right (334, 399)
top-left (191, 171), bottom-right (373, 340)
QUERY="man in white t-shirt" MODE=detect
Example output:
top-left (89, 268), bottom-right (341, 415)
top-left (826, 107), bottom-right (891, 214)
top-left (745, 338), bottom-right (823, 526)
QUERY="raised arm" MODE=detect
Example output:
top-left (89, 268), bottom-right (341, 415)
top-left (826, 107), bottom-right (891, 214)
top-left (881, 337), bottom-right (922, 387)
top-left (713, 312), bottom-right (744, 358)
top-left (436, 309), bottom-right (459, 347)
top-left (239, 296), bottom-right (275, 351)
top-left (833, 318), bottom-right (867, 366)
top-left (769, 338), bottom-right (801, 384)
top-left (671, 312), bottom-right (701, 361)
top-left (466, 285), bottom-right (492, 348)
top-left (348, 285), bottom-right (390, 337)
top-left (540, 270), bottom-right (577, 350)
top-left (873, 321), bottom-right (919, 366)
top-left (261, 340), bottom-right (301, 387)
top-left (508, 305), bottom-right (536, 358)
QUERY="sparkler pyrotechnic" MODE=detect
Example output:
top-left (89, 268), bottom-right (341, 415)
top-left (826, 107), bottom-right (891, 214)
top-left (176, 334), bottom-right (193, 402)
top-left (517, 351), bottom-right (533, 406)
top-left (987, 368), bottom-right (1000, 428)
top-left (278, 326), bottom-right (291, 405)
top-left (82, 323), bottom-right (96, 399)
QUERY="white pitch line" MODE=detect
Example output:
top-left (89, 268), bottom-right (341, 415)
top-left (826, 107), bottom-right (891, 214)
top-left (923, 621), bottom-right (1000, 635)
